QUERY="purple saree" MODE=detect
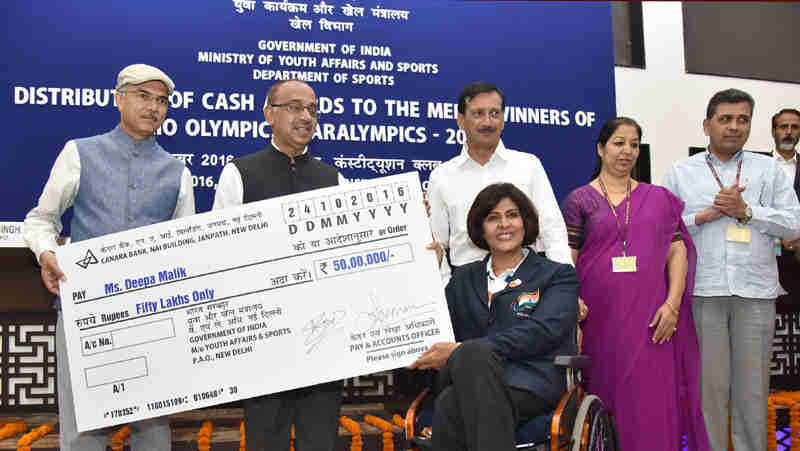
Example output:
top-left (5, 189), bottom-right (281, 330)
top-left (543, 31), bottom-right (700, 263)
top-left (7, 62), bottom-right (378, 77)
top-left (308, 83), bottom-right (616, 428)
top-left (563, 183), bottom-right (708, 451)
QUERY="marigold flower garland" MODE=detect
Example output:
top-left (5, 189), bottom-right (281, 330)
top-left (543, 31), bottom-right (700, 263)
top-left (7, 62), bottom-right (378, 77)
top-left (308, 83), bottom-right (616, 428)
top-left (768, 392), bottom-right (800, 451)
top-left (365, 414), bottom-right (394, 451)
top-left (197, 420), bottom-right (213, 451)
top-left (769, 395), bottom-right (780, 451)
top-left (0, 421), bottom-right (26, 440)
top-left (391, 414), bottom-right (405, 429)
top-left (239, 420), bottom-right (246, 451)
top-left (110, 425), bottom-right (130, 451)
top-left (340, 416), bottom-right (362, 451)
top-left (16, 423), bottom-right (53, 451)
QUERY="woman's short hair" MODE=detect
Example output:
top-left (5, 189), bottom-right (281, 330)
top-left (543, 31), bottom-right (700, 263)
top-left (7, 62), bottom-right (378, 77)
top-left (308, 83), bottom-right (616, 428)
top-left (466, 183), bottom-right (539, 251)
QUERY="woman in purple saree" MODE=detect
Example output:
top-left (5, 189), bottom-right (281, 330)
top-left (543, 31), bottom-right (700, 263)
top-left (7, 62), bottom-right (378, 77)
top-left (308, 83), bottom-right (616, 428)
top-left (562, 118), bottom-right (709, 450)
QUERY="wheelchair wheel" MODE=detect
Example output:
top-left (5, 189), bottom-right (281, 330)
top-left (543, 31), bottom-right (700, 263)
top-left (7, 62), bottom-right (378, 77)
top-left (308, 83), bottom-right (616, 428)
top-left (585, 403), bottom-right (617, 450)
top-left (570, 395), bottom-right (618, 451)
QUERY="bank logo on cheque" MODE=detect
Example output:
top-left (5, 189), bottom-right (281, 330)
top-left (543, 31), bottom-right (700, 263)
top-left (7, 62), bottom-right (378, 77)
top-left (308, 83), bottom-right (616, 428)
top-left (75, 249), bottom-right (99, 269)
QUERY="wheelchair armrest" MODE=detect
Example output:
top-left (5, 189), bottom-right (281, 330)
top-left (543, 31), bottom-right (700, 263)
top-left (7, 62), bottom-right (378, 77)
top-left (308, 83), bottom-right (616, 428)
top-left (405, 387), bottom-right (432, 439)
top-left (554, 355), bottom-right (590, 368)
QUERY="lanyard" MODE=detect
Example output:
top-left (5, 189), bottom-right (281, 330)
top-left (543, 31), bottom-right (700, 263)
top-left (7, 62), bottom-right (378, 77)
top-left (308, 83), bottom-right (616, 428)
top-left (706, 154), bottom-right (742, 189)
top-left (598, 177), bottom-right (631, 256)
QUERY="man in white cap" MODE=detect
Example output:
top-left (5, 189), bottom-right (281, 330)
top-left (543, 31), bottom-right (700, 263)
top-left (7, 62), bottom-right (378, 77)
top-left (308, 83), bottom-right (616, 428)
top-left (24, 63), bottom-right (195, 450)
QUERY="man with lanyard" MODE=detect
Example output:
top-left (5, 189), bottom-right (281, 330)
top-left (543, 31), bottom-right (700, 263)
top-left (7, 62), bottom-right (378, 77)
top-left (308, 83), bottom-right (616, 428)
top-left (772, 109), bottom-right (800, 302)
top-left (663, 88), bottom-right (800, 451)
top-left (427, 81), bottom-right (572, 280)
top-left (213, 79), bottom-right (346, 451)
top-left (24, 64), bottom-right (195, 450)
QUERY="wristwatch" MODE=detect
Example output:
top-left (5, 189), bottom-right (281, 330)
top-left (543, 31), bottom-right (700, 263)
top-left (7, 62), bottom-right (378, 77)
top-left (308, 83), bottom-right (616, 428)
top-left (740, 204), bottom-right (753, 225)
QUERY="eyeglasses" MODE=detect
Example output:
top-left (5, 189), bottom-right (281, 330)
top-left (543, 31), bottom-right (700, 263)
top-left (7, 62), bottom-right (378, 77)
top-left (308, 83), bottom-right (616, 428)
top-left (468, 109), bottom-right (503, 120)
top-left (120, 89), bottom-right (169, 107)
top-left (270, 102), bottom-right (320, 118)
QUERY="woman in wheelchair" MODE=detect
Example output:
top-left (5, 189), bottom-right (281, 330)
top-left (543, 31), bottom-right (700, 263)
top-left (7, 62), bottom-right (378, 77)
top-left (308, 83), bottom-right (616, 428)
top-left (409, 183), bottom-right (579, 451)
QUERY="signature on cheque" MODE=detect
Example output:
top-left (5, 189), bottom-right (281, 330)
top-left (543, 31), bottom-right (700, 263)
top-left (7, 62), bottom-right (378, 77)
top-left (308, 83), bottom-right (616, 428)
top-left (302, 310), bottom-right (347, 354)
top-left (356, 291), bottom-right (437, 331)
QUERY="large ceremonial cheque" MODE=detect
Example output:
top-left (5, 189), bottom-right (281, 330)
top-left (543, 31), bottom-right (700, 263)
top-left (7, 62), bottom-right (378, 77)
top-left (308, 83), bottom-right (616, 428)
top-left (57, 172), bottom-right (453, 432)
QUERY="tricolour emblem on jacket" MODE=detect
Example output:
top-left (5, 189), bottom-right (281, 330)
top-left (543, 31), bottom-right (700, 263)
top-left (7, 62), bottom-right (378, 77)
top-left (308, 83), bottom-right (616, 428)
top-left (511, 289), bottom-right (540, 317)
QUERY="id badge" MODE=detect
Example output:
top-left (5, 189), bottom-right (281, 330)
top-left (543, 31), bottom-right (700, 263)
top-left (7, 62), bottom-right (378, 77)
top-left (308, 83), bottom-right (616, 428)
top-left (726, 226), bottom-right (751, 243)
top-left (612, 256), bottom-right (637, 273)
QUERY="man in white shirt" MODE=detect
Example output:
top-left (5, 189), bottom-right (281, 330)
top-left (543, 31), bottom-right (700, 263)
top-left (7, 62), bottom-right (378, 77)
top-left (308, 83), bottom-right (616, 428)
top-left (664, 90), bottom-right (800, 451)
top-left (427, 81), bottom-right (571, 280)
top-left (772, 108), bottom-right (800, 301)
top-left (772, 108), bottom-right (800, 201)
top-left (23, 64), bottom-right (195, 451)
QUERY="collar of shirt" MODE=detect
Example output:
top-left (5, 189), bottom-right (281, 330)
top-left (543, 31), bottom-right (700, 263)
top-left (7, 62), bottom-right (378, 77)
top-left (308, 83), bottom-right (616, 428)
top-left (455, 138), bottom-right (509, 168)
top-left (112, 125), bottom-right (157, 153)
top-left (773, 150), bottom-right (798, 164)
top-left (271, 139), bottom-right (308, 157)
top-left (486, 247), bottom-right (530, 295)
top-left (706, 148), bottom-right (743, 166)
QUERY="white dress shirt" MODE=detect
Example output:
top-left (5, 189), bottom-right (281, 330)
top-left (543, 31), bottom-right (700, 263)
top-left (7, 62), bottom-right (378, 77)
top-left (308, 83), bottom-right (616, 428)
top-left (427, 139), bottom-right (572, 277)
top-left (663, 150), bottom-right (800, 299)
top-left (773, 150), bottom-right (797, 186)
top-left (486, 248), bottom-right (530, 306)
top-left (213, 140), bottom-right (347, 210)
top-left (23, 140), bottom-right (195, 262)
top-left (772, 150), bottom-right (798, 295)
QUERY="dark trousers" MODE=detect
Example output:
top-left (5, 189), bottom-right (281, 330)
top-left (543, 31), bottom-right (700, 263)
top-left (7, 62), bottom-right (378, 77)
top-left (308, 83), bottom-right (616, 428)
top-left (432, 342), bottom-right (551, 451)
top-left (244, 381), bottom-right (343, 451)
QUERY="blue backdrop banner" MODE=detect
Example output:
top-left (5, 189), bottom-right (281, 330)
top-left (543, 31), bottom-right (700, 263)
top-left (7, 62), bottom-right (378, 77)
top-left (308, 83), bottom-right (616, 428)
top-left (3, 1), bottom-right (616, 230)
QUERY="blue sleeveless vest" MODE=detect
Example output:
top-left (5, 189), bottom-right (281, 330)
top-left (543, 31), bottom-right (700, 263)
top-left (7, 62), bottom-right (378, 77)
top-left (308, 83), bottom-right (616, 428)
top-left (70, 126), bottom-right (184, 243)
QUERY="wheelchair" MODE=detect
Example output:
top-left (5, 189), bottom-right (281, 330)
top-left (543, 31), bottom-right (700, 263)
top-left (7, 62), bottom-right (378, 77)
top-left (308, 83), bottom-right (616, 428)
top-left (403, 354), bottom-right (619, 451)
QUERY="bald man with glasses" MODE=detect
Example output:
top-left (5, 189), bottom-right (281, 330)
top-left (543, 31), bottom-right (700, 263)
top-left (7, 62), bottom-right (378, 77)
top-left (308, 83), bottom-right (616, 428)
top-left (213, 79), bottom-right (345, 451)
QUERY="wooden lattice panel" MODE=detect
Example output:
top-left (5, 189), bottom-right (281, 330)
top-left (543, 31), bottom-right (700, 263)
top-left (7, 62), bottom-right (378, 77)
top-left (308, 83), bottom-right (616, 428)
top-left (342, 371), bottom-right (394, 402)
top-left (772, 307), bottom-right (800, 388)
top-left (0, 313), bottom-right (57, 410)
